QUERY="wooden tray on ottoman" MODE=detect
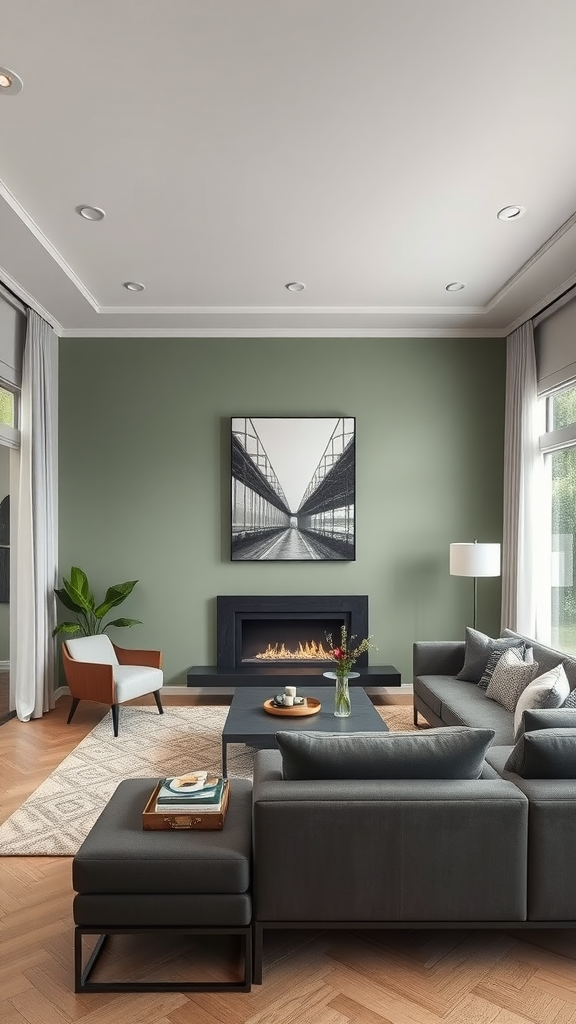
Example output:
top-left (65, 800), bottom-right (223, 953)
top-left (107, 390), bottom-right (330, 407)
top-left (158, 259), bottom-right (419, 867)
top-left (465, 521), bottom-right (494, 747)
top-left (142, 779), bottom-right (229, 830)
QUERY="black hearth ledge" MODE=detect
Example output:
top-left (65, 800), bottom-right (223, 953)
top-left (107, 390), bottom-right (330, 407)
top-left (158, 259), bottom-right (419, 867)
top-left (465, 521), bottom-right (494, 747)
top-left (187, 665), bottom-right (401, 687)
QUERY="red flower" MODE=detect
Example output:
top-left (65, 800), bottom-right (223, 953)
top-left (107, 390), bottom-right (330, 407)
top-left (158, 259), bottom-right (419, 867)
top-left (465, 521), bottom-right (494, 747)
top-left (333, 647), bottom-right (345, 660)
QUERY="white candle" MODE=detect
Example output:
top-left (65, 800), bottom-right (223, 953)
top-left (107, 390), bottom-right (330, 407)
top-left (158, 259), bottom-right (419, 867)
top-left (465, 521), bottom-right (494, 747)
top-left (283, 694), bottom-right (294, 706)
top-left (285, 685), bottom-right (296, 698)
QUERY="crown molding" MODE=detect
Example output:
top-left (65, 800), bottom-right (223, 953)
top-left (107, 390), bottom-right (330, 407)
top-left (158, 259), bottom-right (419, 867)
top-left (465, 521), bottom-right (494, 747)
top-left (0, 180), bottom-right (100, 311)
top-left (96, 303), bottom-right (487, 316)
top-left (486, 210), bottom-right (576, 313)
top-left (503, 267), bottom-right (576, 337)
top-left (0, 264), bottom-right (63, 334)
top-left (59, 326), bottom-right (506, 339)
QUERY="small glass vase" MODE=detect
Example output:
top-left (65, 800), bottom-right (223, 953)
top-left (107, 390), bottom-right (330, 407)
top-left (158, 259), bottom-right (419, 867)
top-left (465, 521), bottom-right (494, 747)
top-left (334, 674), bottom-right (351, 717)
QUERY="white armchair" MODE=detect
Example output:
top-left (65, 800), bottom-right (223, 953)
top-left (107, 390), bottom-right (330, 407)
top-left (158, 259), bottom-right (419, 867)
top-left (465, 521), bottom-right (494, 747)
top-left (62, 634), bottom-right (163, 736)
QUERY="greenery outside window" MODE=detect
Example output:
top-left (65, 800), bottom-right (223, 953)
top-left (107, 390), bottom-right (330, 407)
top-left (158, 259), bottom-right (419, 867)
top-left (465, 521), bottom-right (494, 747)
top-left (0, 386), bottom-right (16, 428)
top-left (539, 384), bottom-right (576, 654)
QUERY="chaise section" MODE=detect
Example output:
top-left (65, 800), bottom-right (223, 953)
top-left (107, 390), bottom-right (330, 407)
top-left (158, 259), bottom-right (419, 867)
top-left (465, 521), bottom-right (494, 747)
top-left (72, 777), bottom-right (253, 992)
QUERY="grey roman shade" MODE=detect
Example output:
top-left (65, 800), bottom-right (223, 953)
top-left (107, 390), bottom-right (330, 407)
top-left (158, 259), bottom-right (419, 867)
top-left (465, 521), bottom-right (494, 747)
top-left (534, 291), bottom-right (576, 396)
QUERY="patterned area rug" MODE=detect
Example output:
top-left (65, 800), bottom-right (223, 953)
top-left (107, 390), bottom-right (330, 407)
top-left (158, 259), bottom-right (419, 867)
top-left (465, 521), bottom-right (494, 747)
top-left (0, 702), bottom-right (417, 857)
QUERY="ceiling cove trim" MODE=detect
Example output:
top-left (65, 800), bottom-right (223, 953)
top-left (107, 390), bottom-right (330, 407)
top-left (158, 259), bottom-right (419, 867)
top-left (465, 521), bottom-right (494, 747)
top-left (0, 180), bottom-right (100, 311)
top-left (485, 210), bottom-right (576, 312)
top-left (96, 303), bottom-right (487, 316)
top-left (0, 264), bottom-right (63, 334)
top-left (503, 267), bottom-right (576, 338)
top-left (59, 326), bottom-right (505, 339)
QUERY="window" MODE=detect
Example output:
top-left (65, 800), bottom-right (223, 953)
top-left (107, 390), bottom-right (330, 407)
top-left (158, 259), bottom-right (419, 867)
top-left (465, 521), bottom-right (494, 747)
top-left (0, 386), bottom-right (16, 428)
top-left (539, 384), bottom-right (576, 654)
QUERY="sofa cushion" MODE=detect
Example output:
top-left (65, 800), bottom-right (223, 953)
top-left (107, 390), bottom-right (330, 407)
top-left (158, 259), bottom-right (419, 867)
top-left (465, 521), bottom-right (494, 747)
top-left (440, 685), bottom-right (515, 743)
top-left (513, 664), bottom-right (571, 739)
top-left (415, 675), bottom-right (515, 744)
top-left (275, 727), bottom-right (495, 781)
top-left (504, 728), bottom-right (576, 777)
top-left (485, 647), bottom-right (538, 713)
top-left (413, 674), bottom-right (447, 716)
top-left (456, 627), bottom-right (526, 683)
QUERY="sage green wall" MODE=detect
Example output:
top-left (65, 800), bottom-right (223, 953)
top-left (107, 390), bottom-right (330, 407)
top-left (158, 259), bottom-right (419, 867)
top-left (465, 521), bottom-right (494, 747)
top-left (58, 336), bottom-right (505, 685)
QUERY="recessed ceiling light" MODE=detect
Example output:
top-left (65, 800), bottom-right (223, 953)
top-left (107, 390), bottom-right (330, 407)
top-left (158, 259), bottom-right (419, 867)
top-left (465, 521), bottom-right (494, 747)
top-left (285, 281), bottom-right (306, 292)
top-left (77, 205), bottom-right (106, 221)
top-left (122, 281), bottom-right (145, 292)
top-left (445, 282), bottom-right (465, 292)
top-left (497, 205), bottom-right (526, 221)
top-left (0, 67), bottom-right (23, 95)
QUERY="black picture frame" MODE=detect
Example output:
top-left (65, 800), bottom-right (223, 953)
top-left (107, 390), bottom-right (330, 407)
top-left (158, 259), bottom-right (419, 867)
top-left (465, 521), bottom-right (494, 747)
top-left (230, 416), bottom-right (355, 561)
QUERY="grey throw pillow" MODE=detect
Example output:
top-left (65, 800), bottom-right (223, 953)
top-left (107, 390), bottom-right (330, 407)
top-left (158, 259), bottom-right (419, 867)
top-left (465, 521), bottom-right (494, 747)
top-left (478, 642), bottom-right (529, 690)
top-left (513, 663), bottom-right (571, 739)
top-left (521, 707), bottom-right (576, 733)
top-left (562, 687), bottom-right (576, 708)
top-left (275, 727), bottom-right (495, 781)
top-left (504, 728), bottom-right (576, 778)
top-left (457, 627), bottom-right (525, 684)
top-left (485, 647), bottom-right (539, 713)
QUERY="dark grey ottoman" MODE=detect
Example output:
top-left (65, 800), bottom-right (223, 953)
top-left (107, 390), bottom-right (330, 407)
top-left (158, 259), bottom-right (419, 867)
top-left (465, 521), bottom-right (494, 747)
top-left (72, 777), bottom-right (252, 992)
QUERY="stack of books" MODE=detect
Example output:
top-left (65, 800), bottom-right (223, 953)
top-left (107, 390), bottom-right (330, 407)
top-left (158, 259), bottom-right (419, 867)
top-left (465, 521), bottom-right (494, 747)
top-left (154, 771), bottom-right (227, 814)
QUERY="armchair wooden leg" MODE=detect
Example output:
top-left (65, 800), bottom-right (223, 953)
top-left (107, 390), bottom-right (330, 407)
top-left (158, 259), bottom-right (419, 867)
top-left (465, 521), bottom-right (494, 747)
top-left (67, 697), bottom-right (80, 724)
top-left (153, 690), bottom-right (164, 715)
top-left (111, 704), bottom-right (119, 737)
top-left (413, 703), bottom-right (418, 727)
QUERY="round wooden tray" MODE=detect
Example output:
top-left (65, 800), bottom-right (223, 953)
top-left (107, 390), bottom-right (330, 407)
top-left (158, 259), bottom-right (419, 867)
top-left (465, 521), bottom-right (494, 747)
top-left (262, 697), bottom-right (321, 717)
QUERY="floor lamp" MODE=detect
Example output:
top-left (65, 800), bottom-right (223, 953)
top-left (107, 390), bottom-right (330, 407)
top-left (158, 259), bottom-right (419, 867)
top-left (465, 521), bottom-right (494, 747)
top-left (449, 541), bottom-right (501, 630)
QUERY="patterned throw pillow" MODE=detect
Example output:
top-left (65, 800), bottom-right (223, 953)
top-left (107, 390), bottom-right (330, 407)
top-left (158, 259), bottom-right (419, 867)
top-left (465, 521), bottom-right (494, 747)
top-left (562, 687), bottom-right (576, 708)
top-left (478, 642), bottom-right (529, 691)
top-left (456, 627), bottom-right (526, 684)
top-left (485, 647), bottom-right (539, 713)
top-left (513, 663), bottom-right (571, 740)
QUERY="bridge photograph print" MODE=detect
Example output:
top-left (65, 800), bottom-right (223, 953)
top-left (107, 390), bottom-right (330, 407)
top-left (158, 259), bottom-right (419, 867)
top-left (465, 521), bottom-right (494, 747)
top-left (231, 416), bottom-right (355, 561)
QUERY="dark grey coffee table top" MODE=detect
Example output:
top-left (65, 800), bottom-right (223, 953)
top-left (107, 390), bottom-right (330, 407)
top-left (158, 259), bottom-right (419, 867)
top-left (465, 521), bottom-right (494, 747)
top-left (221, 685), bottom-right (389, 775)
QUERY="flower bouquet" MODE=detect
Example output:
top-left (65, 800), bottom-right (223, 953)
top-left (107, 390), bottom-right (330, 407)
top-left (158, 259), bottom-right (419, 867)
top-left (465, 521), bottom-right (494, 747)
top-left (325, 625), bottom-right (377, 716)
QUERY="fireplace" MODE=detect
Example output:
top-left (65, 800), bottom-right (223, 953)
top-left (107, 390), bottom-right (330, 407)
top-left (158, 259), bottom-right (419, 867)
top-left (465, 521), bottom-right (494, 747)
top-left (186, 594), bottom-right (401, 687)
top-left (216, 595), bottom-right (369, 669)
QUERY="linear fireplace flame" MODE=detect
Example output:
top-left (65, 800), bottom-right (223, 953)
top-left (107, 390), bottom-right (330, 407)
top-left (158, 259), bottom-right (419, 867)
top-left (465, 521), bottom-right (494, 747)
top-left (254, 640), bottom-right (333, 662)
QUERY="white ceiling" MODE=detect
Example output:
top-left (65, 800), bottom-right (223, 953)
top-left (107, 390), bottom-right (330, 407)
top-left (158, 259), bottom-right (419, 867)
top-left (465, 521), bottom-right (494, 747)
top-left (1, 0), bottom-right (576, 338)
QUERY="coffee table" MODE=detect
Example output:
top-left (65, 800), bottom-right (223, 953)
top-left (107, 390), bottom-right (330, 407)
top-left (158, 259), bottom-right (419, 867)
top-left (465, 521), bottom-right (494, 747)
top-left (221, 685), bottom-right (389, 776)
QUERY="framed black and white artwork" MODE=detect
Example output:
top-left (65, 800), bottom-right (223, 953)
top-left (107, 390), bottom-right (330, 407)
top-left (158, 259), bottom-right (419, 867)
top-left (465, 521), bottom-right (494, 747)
top-left (231, 416), bottom-right (355, 561)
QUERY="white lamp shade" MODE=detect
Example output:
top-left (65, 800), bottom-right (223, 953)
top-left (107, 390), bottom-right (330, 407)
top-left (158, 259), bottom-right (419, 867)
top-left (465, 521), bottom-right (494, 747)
top-left (450, 542), bottom-right (501, 578)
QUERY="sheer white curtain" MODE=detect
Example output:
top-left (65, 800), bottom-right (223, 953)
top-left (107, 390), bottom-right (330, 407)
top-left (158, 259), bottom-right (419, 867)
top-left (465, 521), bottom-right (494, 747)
top-left (14, 310), bottom-right (58, 720)
top-left (501, 321), bottom-right (544, 635)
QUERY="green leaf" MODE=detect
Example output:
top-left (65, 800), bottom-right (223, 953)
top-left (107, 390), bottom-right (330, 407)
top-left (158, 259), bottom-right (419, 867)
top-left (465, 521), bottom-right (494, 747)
top-left (95, 580), bottom-right (138, 619)
top-left (62, 567), bottom-right (95, 613)
top-left (52, 621), bottom-right (84, 637)
top-left (103, 617), bottom-right (142, 630)
top-left (55, 587), bottom-right (82, 613)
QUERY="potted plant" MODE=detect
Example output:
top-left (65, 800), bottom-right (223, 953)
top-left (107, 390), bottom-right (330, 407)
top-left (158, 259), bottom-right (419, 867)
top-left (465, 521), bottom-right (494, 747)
top-left (52, 565), bottom-right (142, 637)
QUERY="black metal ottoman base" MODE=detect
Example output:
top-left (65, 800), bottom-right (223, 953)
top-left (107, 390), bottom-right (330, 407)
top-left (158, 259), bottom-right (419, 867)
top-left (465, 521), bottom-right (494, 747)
top-left (75, 924), bottom-right (252, 992)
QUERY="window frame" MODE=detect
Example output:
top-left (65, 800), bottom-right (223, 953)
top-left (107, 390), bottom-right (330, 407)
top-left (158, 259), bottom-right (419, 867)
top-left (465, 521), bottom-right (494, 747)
top-left (538, 381), bottom-right (576, 653)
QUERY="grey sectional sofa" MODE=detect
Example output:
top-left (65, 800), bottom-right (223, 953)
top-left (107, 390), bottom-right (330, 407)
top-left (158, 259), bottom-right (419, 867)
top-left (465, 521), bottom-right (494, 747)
top-left (412, 628), bottom-right (576, 926)
top-left (250, 629), bottom-right (576, 982)
top-left (413, 628), bottom-right (576, 742)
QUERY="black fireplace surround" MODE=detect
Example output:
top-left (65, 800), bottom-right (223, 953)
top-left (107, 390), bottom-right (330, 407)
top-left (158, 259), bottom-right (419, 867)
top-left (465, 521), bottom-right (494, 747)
top-left (217, 595), bottom-right (368, 668)
top-left (187, 595), bottom-right (401, 687)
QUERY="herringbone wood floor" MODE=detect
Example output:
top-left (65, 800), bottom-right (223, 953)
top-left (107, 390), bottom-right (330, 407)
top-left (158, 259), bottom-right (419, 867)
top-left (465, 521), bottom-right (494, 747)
top-left (1, 695), bottom-right (575, 1023)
